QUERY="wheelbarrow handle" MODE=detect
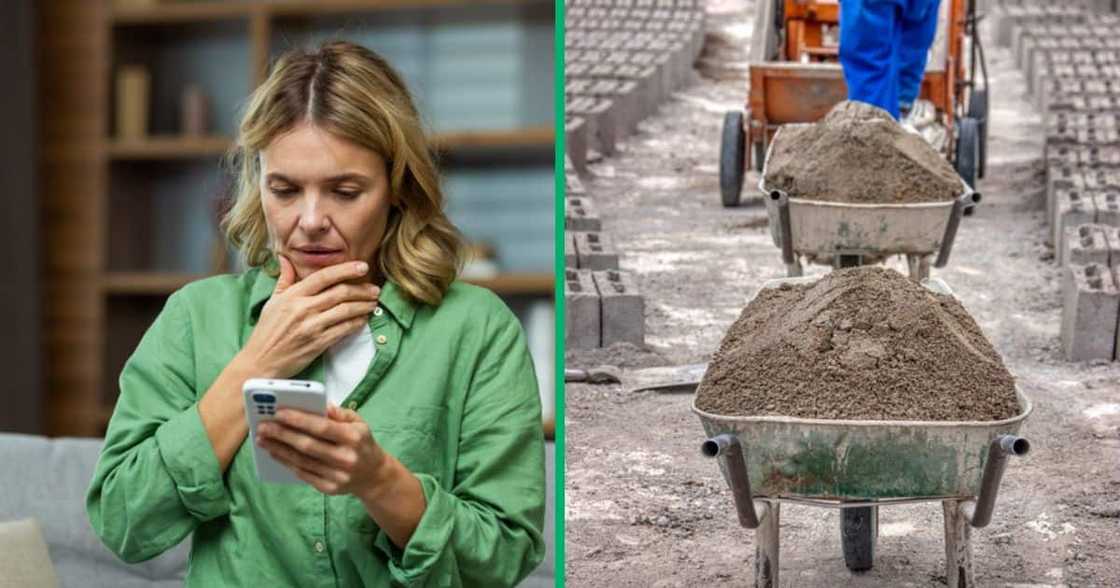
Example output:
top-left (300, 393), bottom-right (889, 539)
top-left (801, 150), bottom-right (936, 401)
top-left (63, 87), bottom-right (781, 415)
top-left (966, 434), bottom-right (1031, 528)
top-left (771, 190), bottom-right (796, 266)
top-left (702, 434), bottom-right (767, 529)
top-left (934, 190), bottom-right (981, 268)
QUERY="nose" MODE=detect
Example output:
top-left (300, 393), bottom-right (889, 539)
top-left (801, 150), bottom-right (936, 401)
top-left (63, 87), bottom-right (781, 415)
top-left (297, 193), bottom-right (331, 234)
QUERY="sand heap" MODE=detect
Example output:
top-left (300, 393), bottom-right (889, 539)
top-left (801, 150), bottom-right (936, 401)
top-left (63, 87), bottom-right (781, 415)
top-left (763, 101), bottom-right (964, 204)
top-left (695, 267), bottom-right (1019, 421)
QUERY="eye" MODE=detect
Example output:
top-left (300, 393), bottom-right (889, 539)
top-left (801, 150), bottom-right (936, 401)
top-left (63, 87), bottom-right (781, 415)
top-left (269, 186), bottom-right (298, 197)
top-left (335, 189), bottom-right (361, 199)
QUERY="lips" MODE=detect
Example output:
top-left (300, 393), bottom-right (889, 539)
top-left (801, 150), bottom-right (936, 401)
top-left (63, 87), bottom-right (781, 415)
top-left (292, 247), bottom-right (346, 266)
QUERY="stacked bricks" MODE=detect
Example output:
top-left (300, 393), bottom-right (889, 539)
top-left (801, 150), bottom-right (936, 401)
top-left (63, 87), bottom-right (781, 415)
top-left (564, 0), bottom-right (705, 170)
top-left (998, 1), bottom-right (1120, 360)
top-left (563, 0), bottom-right (687, 349)
top-left (562, 182), bottom-right (646, 347)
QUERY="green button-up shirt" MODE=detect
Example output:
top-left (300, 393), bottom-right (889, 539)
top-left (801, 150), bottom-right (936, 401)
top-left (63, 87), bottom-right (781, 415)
top-left (86, 267), bottom-right (546, 587)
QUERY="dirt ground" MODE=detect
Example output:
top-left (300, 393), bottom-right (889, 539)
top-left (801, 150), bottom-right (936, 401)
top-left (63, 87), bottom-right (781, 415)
top-left (564, 1), bottom-right (1120, 586)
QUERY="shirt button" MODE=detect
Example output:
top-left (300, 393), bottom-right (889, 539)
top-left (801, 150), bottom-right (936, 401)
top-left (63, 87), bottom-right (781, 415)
top-left (373, 307), bottom-right (383, 316)
top-left (376, 335), bottom-right (387, 345)
top-left (314, 541), bottom-right (325, 553)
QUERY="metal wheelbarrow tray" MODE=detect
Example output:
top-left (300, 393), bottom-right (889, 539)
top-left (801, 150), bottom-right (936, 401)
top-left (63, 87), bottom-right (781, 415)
top-left (760, 124), bottom-right (980, 280)
top-left (692, 277), bottom-right (1032, 588)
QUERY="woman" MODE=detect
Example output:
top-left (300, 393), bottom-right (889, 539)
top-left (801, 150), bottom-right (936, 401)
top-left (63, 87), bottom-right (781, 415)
top-left (86, 41), bottom-right (546, 587)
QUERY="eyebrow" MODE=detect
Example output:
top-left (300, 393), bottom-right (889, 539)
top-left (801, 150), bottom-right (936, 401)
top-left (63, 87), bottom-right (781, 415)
top-left (264, 172), bottom-right (371, 184)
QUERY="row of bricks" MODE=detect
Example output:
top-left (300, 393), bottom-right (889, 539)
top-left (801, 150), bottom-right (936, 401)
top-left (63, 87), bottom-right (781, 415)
top-left (1047, 166), bottom-right (1120, 203)
top-left (1045, 127), bottom-right (1120, 147)
top-left (565, 269), bottom-right (645, 348)
top-left (567, 18), bottom-right (702, 36)
top-left (565, 30), bottom-right (700, 53)
top-left (1047, 113), bottom-right (1120, 131)
top-left (1041, 92), bottom-right (1120, 116)
top-left (565, 43), bottom-right (700, 173)
top-left (1016, 36), bottom-right (1120, 75)
top-left (1045, 145), bottom-right (1120, 167)
top-left (993, 6), bottom-right (1090, 48)
top-left (1061, 262), bottom-right (1120, 361)
top-left (567, 0), bottom-right (701, 9)
top-left (1028, 62), bottom-right (1120, 99)
top-left (568, 19), bottom-right (698, 37)
top-left (1048, 188), bottom-right (1120, 247)
top-left (567, 9), bottom-right (703, 22)
top-left (565, 231), bottom-right (620, 270)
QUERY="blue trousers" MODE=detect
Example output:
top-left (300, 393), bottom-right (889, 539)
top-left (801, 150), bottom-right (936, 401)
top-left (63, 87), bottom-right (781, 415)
top-left (838, 0), bottom-right (942, 119)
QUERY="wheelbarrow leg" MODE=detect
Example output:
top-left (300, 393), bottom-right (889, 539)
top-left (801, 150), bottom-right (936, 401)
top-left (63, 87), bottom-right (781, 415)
top-left (907, 254), bottom-right (931, 281)
top-left (841, 505), bottom-right (878, 571)
top-left (754, 502), bottom-right (780, 588)
top-left (943, 500), bottom-right (975, 588)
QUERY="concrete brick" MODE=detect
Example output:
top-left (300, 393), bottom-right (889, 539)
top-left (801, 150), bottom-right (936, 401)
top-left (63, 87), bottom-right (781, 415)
top-left (1060, 223), bottom-right (1110, 267)
top-left (565, 196), bottom-right (602, 231)
top-left (1061, 263), bottom-right (1119, 361)
top-left (564, 232), bottom-right (577, 268)
top-left (565, 269), bottom-right (601, 349)
top-left (1105, 226), bottom-right (1120, 265)
top-left (566, 167), bottom-right (586, 196)
top-left (566, 116), bottom-right (588, 175)
top-left (566, 95), bottom-right (617, 156)
top-left (574, 231), bottom-right (620, 270)
top-left (1094, 191), bottom-right (1120, 227)
top-left (1053, 188), bottom-right (1098, 247)
top-left (1047, 169), bottom-right (1082, 231)
top-left (593, 270), bottom-right (645, 346)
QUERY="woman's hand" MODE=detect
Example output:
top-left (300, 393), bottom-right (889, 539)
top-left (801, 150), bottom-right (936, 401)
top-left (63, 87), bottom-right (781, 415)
top-left (256, 405), bottom-right (427, 547)
top-left (256, 405), bottom-right (389, 495)
top-left (239, 255), bottom-right (380, 379)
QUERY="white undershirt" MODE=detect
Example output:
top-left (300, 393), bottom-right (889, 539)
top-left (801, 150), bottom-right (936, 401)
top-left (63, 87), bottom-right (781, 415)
top-left (324, 323), bottom-right (376, 407)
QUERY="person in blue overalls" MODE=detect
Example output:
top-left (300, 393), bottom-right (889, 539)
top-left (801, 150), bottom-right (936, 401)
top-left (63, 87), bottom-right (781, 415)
top-left (838, 0), bottom-right (943, 120)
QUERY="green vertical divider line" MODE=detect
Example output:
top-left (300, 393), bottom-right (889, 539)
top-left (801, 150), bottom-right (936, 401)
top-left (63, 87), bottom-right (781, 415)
top-left (553, 0), bottom-right (566, 586)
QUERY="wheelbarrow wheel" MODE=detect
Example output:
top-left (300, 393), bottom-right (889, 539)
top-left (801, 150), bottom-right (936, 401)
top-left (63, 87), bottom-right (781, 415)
top-left (968, 88), bottom-right (989, 179)
top-left (720, 110), bottom-right (746, 207)
top-left (956, 117), bottom-right (980, 193)
top-left (841, 506), bottom-right (878, 572)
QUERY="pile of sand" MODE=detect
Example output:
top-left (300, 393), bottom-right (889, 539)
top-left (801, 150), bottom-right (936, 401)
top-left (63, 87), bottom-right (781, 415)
top-left (694, 267), bottom-right (1019, 421)
top-left (763, 101), bottom-right (964, 204)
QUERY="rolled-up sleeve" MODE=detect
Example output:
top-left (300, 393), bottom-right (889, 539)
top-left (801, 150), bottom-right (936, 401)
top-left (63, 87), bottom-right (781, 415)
top-left (86, 290), bottom-right (230, 563)
top-left (373, 300), bottom-right (546, 586)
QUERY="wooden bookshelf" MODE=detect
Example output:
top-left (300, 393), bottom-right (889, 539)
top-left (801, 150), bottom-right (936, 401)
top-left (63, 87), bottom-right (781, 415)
top-left (102, 271), bottom-right (554, 296)
top-left (40, 0), bottom-right (555, 438)
top-left (110, 0), bottom-right (542, 25)
top-left (107, 127), bottom-right (554, 161)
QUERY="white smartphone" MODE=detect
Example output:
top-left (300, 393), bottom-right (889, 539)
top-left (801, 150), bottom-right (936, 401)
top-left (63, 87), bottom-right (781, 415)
top-left (243, 378), bottom-right (327, 484)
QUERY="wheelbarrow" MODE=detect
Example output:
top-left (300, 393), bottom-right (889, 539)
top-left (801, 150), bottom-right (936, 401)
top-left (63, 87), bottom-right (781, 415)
top-left (692, 277), bottom-right (1032, 588)
top-left (760, 125), bottom-right (979, 281)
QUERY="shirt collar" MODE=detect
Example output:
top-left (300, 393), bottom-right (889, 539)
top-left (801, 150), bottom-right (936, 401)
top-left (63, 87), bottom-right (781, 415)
top-left (247, 267), bottom-right (417, 329)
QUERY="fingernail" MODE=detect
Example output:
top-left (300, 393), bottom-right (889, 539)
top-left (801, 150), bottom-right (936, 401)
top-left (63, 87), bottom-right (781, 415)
top-left (355, 262), bottom-right (369, 273)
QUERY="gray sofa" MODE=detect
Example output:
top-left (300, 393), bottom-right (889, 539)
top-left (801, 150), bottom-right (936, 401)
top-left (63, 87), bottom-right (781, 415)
top-left (0, 434), bottom-right (554, 587)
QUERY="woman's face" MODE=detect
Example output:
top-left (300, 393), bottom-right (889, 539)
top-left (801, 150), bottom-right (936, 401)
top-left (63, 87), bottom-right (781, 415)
top-left (259, 121), bottom-right (393, 283)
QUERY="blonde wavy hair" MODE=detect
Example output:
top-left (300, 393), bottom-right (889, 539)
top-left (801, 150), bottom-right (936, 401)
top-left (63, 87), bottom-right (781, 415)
top-left (221, 40), bottom-right (464, 305)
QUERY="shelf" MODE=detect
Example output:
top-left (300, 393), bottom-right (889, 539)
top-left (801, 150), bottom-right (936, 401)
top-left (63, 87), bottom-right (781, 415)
top-left (431, 127), bottom-right (554, 151)
top-left (462, 273), bottom-right (553, 295)
top-left (102, 272), bottom-right (204, 295)
top-left (108, 135), bottom-right (233, 160)
top-left (103, 271), bottom-right (554, 296)
top-left (111, 0), bottom-right (545, 25)
top-left (106, 128), bottom-right (552, 161)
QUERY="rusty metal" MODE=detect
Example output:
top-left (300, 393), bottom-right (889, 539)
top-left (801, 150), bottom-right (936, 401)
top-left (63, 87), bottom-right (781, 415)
top-left (965, 435), bottom-right (1031, 528)
top-left (701, 434), bottom-right (765, 529)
